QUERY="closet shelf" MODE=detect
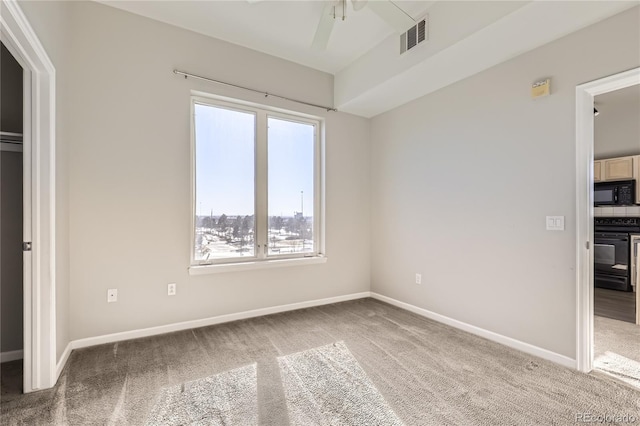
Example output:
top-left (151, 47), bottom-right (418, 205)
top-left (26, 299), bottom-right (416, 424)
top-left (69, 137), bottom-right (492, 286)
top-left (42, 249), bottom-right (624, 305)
top-left (0, 131), bottom-right (23, 144)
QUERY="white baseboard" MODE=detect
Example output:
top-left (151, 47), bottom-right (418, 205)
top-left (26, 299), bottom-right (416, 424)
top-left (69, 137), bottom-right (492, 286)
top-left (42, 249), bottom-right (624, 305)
top-left (70, 292), bottom-right (372, 350)
top-left (1, 349), bottom-right (24, 363)
top-left (370, 292), bottom-right (576, 369)
top-left (54, 290), bottom-right (576, 379)
top-left (55, 342), bottom-right (73, 381)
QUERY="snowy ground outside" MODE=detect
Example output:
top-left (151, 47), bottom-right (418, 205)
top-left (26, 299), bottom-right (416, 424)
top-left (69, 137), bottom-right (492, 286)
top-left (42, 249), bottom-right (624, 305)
top-left (195, 227), bottom-right (313, 260)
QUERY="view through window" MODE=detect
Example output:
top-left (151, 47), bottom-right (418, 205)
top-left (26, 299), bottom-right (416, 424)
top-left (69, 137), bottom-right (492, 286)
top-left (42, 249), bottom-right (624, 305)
top-left (193, 98), bottom-right (319, 264)
top-left (268, 117), bottom-right (315, 256)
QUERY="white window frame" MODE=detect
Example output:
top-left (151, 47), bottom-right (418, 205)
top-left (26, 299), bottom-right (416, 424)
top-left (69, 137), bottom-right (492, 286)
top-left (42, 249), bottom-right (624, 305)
top-left (189, 93), bottom-right (325, 274)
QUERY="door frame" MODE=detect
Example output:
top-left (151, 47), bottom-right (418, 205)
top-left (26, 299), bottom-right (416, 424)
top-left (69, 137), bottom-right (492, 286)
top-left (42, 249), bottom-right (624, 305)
top-left (0, 0), bottom-right (57, 392)
top-left (575, 67), bottom-right (640, 373)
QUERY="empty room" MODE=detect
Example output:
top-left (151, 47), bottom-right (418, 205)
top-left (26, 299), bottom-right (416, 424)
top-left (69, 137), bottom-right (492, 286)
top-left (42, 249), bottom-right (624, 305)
top-left (1, 0), bottom-right (639, 424)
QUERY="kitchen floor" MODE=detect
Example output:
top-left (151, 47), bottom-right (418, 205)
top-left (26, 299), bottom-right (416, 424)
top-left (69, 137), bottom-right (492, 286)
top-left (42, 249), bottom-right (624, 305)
top-left (594, 288), bottom-right (636, 323)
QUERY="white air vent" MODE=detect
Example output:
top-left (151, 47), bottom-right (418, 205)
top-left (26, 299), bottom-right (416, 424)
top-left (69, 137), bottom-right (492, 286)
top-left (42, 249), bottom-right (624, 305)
top-left (400, 16), bottom-right (428, 54)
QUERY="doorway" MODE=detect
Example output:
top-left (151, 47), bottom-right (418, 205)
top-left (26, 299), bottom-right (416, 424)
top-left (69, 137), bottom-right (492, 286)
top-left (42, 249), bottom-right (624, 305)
top-left (1, 0), bottom-right (58, 392)
top-left (592, 85), bottom-right (640, 388)
top-left (1, 41), bottom-right (25, 394)
top-left (575, 67), bottom-right (640, 385)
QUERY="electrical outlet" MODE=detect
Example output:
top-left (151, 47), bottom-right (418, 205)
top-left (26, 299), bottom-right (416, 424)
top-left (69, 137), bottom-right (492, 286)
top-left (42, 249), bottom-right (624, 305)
top-left (415, 273), bottom-right (422, 285)
top-left (168, 283), bottom-right (176, 296)
top-left (107, 288), bottom-right (118, 303)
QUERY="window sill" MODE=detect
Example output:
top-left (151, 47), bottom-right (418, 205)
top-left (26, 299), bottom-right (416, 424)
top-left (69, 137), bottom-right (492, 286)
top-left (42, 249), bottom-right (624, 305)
top-left (189, 256), bottom-right (327, 275)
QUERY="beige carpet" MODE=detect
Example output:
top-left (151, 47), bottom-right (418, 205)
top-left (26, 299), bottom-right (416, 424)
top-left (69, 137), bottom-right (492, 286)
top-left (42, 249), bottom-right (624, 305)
top-left (146, 364), bottom-right (258, 425)
top-left (278, 341), bottom-right (403, 425)
top-left (2, 299), bottom-right (640, 425)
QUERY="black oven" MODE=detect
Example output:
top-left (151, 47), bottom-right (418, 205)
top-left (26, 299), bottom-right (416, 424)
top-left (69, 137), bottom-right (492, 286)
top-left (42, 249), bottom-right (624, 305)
top-left (594, 232), bottom-right (630, 291)
top-left (594, 180), bottom-right (635, 206)
top-left (594, 217), bottom-right (640, 292)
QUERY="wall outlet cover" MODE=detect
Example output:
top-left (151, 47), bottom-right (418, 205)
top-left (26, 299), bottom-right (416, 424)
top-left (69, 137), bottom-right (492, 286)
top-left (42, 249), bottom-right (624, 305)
top-left (168, 283), bottom-right (177, 296)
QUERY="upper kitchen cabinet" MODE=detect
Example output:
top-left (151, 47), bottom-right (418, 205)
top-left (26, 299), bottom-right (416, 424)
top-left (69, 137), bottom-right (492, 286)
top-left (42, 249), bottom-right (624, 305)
top-left (594, 160), bottom-right (603, 182)
top-left (603, 156), bottom-right (635, 181)
top-left (593, 156), bottom-right (636, 182)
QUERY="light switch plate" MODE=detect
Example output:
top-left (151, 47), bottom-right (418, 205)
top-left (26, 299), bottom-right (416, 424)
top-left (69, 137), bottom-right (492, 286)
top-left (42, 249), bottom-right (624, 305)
top-left (546, 216), bottom-right (565, 231)
top-left (107, 288), bottom-right (118, 303)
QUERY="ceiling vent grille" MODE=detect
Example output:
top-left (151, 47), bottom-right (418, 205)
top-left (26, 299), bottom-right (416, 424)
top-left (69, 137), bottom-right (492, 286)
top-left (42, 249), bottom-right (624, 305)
top-left (400, 16), bottom-right (428, 54)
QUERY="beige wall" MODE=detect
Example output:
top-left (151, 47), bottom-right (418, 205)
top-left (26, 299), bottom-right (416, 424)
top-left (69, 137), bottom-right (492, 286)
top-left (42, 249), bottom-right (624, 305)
top-left (19, 0), bottom-right (638, 365)
top-left (18, 0), bottom-right (72, 362)
top-left (370, 7), bottom-right (640, 359)
top-left (65, 2), bottom-right (370, 340)
top-left (594, 86), bottom-right (640, 159)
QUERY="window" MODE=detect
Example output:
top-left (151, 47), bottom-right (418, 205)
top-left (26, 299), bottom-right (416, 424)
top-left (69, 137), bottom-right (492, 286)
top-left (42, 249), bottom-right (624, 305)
top-left (191, 96), bottom-right (322, 267)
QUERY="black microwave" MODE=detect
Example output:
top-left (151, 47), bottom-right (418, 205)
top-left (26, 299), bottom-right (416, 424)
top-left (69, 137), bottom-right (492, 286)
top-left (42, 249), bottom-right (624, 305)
top-left (594, 180), bottom-right (636, 206)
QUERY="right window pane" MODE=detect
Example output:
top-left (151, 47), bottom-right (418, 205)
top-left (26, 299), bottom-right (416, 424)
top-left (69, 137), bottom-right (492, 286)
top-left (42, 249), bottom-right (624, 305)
top-left (268, 117), bottom-right (315, 256)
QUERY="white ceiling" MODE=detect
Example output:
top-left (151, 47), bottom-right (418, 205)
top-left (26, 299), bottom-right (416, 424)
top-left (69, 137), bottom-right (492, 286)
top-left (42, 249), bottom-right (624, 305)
top-left (98, 0), bottom-right (433, 74)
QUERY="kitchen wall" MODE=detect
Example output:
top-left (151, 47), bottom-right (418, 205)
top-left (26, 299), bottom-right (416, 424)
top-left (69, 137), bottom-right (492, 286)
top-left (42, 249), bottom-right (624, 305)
top-left (18, 0), bottom-right (73, 362)
top-left (1, 43), bottom-right (24, 355)
top-left (594, 85), bottom-right (640, 160)
top-left (370, 6), bottom-right (640, 359)
top-left (63, 2), bottom-right (370, 340)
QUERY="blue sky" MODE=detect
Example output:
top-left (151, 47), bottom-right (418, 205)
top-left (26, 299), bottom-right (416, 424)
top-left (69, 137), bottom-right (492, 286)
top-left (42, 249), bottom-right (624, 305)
top-left (195, 103), bottom-right (314, 218)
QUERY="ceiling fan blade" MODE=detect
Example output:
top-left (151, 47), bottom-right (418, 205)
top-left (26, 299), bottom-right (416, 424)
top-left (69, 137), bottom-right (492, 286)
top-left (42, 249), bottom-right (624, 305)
top-left (311, 3), bottom-right (336, 51)
top-left (367, 0), bottom-right (415, 33)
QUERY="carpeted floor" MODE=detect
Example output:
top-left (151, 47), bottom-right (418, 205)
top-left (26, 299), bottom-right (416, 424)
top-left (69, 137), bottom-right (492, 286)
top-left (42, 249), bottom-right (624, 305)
top-left (594, 315), bottom-right (640, 388)
top-left (147, 363), bottom-right (258, 425)
top-left (2, 298), bottom-right (640, 425)
top-left (278, 341), bottom-right (403, 426)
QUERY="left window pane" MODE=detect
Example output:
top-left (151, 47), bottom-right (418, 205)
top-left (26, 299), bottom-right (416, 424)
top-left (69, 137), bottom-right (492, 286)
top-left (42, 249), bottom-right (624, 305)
top-left (194, 103), bottom-right (256, 261)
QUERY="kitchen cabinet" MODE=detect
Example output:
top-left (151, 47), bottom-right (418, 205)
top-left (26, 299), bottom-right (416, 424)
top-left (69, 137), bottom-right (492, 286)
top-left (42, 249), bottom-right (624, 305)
top-left (594, 155), bottom-right (640, 203)
top-left (594, 160), bottom-right (603, 182)
top-left (603, 156), bottom-right (635, 181)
